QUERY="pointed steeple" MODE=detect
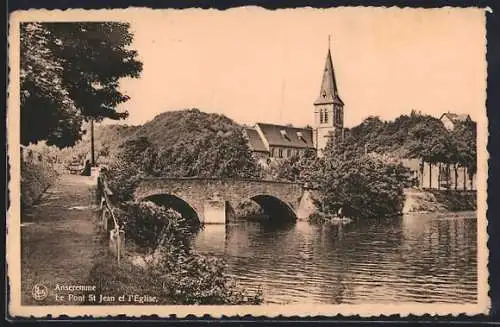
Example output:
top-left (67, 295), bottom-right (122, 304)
top-left (314, 43), bottom-right (343, 106)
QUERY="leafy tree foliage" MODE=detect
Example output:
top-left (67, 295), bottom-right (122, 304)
top-left (264, 148), bottom-right (322, 184)
top-left (451, 119), bottom-right (477, 188)
top-left (336, 111), bottom-right (476, 189)
top-left (104, 137), bottom-right (157, 203)
top-left (21, 23), bottom-right (82, 147)
top-left (136, 109), bottom-right (261, 179)
top-left (319, 147), bottom-right (413, 218)
top-left (121, 201), bottom-right (192, 253)
top-left (21, 22), bottom-right (142, 147)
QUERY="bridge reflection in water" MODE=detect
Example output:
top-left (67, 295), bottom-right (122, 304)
top-left (193, 212), bottom-right (477, 305)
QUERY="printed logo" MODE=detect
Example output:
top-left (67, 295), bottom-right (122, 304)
top-left (32, 284), bottom-right (48, 301)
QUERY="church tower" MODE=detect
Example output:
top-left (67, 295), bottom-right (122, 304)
top-left (313, 40), bottom-right (344, 155)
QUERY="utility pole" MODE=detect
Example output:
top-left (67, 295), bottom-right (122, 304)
top-left (90, 118), bottom-right (95, 166)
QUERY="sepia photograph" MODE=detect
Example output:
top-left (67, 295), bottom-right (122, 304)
top-left (7, 6), bottom-right (489, 318)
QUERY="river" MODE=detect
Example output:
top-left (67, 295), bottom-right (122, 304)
top-left (193, 211), bottom-right (477, 304)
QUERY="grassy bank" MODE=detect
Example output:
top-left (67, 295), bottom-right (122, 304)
top-left (21, 175), bottom-right (106, 305)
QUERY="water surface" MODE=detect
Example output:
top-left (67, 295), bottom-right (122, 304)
top-left (194, 212), bottom-right (477, 304)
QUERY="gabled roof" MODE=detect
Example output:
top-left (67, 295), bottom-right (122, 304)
top-left (243, 127), bottom-right (268, 152)
top-left (439, 112), bottom-right (471, 123)
top-left (314, 48), bottom-right (344, 106)
top-left (255, 123), bottom-right (315, 149)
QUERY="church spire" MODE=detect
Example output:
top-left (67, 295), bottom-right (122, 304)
top-left (312, 36), bottom-right (345, 154)
top-left (314, 38), bottom-right (343, 106)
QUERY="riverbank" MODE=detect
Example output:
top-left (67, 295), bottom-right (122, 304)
top-left (402, 188), bottom-right (477, 214)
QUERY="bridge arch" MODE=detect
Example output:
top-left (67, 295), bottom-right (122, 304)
top-left (142, 193), bottom-right (201, 227)
top-left (246, 194), bottom-right (297, 222)
top-left (134, 178), bottom-right (310, 224)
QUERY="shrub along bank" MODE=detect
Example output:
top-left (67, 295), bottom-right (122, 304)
top-left (88, 201), bottom-right (262, 305)
top-left (21, 161), bottom-right (59, 210)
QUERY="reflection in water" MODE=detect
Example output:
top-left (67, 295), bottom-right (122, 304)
top-left (193, 212), bottom-right (477, 304)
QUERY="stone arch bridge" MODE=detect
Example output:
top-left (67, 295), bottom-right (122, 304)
top-left (134, 177), bottom-right (317, 224)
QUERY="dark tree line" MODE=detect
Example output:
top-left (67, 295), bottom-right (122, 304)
top-left (342, 111), bottom-right (477, 190)
top-left (21, 22), bottom-right (142, 148)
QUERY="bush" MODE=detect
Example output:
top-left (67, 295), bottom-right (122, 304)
top-left (114, 201), bottom-right (263, 305)
top-left (21, 161), bottom-right (58, 209)
top-left (151, 247), bottom-right (263, 304)
top-left (318, 152), bottom-right (413, 219)
top-left (87, 249), bottom-right (263, 305)
top-left (120, 201), bottom-right (194, 253)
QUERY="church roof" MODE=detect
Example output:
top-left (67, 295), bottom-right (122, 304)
top-left (255, 123), bottom-right (315, 149)
top-left (243, 127), bottom-right (268, 152)
top-left (314, 48), bottom-right (344, 106)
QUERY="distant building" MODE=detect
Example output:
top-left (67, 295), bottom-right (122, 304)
top-left (440, 112), bottom-right (472, 131)
top-left (245, 43), bottom-right (345, 159)
top-left (243, 123), bottom-right (315, 162)
top-left (243, 127), bottom-right (270, 161)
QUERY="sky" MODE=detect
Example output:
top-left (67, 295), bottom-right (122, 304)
top-left (112, 7), bottom-right (486, 128)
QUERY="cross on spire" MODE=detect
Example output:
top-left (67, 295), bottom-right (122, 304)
top-left (328, 34), bottom-right (331, 50)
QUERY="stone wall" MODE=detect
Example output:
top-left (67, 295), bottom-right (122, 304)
top-left (403, 188), bottom-right (477, 213)
top-left (134, 178), bottom-right (305, 223)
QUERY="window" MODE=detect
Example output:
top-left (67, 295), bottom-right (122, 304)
top-left (287, 149), bottom-right (291, 158)
top-left (319, 108), bottom-right (330, 124)
top-left (270, 147), bottom-right (275, 157)
top-left (280, 129), bottom-right (290, 141)
top-left (278, 148), bottom-right (283, 158)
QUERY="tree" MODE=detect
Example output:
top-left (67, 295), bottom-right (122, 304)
top-left (21, 22), bottom-right (143, 148)
top-left (406, 118), bottom-right (450, 188)
top-left (105, 136), bottom-right (157, 202)
top-left (153, 127), bottom-right (261, 179)
top-left (132, 109), bottom-right (262, 179)
top-left (269, 149), bottom-right (323, 185)
top-left (318, 147), bottom-right (412, 218)
top-left (20, 23), bottom-right (82, 147)
top-left (453, 120), bottom-right (477, 190)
